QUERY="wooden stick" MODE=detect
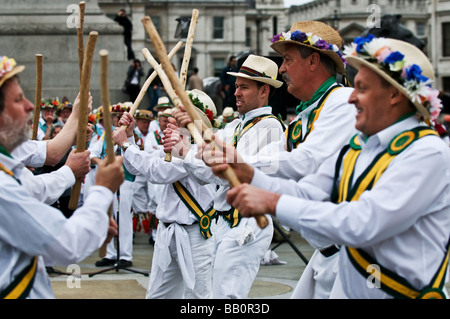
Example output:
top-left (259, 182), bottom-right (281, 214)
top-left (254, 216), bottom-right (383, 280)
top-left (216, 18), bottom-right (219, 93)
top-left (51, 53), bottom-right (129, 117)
top-left (179, 9), bottom-right (198, 88)
top-left (126, 40), bottom-right (183, 119)
top-left (98, 49), bottom-right (115, 258)
top-left (77, 1), bottom-right (86, 83)
top-left (142, 48), bottom-right (204, 148)
top-left (32, 54), bottom-right (43, 141)
top-left (68, 31), bottom-right (98, 210)
top-left (142, 16), bottom-right (269, 229)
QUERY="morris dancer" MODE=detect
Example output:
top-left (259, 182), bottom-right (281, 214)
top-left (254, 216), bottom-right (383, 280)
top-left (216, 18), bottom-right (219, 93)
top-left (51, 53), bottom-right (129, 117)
top-left (219, 36), bottom-right (450, 299)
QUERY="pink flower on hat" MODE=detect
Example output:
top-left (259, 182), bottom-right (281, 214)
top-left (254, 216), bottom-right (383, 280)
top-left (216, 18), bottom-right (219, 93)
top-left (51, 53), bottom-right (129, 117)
top-left (0, 56), bottom-right (17, 78)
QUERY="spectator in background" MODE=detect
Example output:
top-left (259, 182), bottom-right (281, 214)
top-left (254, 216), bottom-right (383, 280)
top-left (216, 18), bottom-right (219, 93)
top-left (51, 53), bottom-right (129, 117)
top-left (114, 9), bottom-right (135, 60)
top-left (126, 59), bottom-right (145, 103)
top-left (220, 56), bottom-right (237, 110)
top-left (187, 67), bottom-right (204, 91)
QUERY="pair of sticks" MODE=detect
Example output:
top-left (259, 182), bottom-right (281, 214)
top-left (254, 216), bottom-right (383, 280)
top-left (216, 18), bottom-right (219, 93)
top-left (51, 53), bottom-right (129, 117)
top-left (141, 15), bottom-right (269, 229)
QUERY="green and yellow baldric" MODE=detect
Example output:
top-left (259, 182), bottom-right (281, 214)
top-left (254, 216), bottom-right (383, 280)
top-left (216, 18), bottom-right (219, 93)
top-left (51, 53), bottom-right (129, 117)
top-left (332, 126), bottom-right (449, 299)
top-left (0, 255), bottom-right (38, 299)
top-left (227, 114), bottom-right (285, 227)
top-left (231, 114), bottom-right (283, 148)
top-left (0, 257), bottom-right (38, 299)
top-left (172, 181), bottom-right (216, 239)
top-left (0, 156), bottom-right (38, 299)
top-left (286, 85), bottom-right (342, 152)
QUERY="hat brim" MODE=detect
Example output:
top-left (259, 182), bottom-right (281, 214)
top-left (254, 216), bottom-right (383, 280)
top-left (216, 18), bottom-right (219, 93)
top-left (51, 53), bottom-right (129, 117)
top-left (271, 41), bottom-right (346, 75)
top-left (346, 55), bottom-right (430, 119)
top-left (0, 65), bottom-right (25, 87)
top-left (227, 71), bottom-right (283, 88)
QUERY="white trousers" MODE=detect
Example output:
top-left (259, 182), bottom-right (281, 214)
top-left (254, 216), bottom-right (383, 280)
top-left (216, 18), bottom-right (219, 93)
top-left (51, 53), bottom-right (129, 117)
top-left (212, 217), bottom-right (273, 299)
top-left (291, 249), bottom-right (340, 299)
top-left (146, 222), bottom-right (214, 299)
top-left (106, 180), bottom-right (134, 261)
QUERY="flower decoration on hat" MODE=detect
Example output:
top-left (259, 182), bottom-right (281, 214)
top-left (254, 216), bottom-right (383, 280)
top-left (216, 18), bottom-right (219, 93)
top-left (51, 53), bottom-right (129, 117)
top-left (188, 91), bottom-right (221, 128)
top-left (0, 56), bottom-right (17, 79)
top-left (343, 34), bottom-right (442, 123)
top-left (40, 98), bottom-right (60, 109)
top-left (271, 30), bottom-right (347, 66)
top-left (112, 102), bottom-right (131, 113)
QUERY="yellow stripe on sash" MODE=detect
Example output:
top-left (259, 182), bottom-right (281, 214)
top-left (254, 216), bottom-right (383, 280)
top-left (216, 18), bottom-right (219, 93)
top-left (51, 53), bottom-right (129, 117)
top-left (3, 257), bottom-right (38, 299)
top-left (336, 127), bottom-right (446, 299)
top-left (346, 247), bottom-right (420, 299)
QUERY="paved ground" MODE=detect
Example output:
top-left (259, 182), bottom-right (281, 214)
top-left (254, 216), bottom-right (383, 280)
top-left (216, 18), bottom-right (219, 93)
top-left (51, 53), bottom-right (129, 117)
top-left (49, 226), bottom-right (313, 299)
top-left (49, 225), bottom-right (450, 300)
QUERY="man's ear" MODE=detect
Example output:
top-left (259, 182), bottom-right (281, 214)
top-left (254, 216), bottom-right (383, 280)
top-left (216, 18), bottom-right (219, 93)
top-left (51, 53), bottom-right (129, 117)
top-left (308, 52), bottom-right (321, 71)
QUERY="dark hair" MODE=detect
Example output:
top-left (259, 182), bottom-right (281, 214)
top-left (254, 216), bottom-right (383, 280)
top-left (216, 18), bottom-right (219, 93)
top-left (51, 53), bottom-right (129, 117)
top-left (255, 81), bottom-right (275, 99)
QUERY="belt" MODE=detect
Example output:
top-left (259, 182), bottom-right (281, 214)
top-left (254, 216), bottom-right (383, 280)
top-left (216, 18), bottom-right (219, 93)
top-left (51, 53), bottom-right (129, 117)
top-left (163, 221), bottom-right (198, 228)
top-left (320, 245), bottom-right (340, 257)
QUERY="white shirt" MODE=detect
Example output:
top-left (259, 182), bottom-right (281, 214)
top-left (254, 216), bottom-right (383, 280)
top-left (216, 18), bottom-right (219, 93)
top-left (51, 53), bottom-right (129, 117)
top-left (183, 106), bottom-right (284, 239)
top-left (0, 153), bottom-right (113, 298)
top-left (122, 140), bottom-right (215, 225)
top-left (11, 139), bottom-right (47, 168)
top-left (252, 116), bottom-right (450, 298)
top-left (249, 86), bottom-right (356, 179)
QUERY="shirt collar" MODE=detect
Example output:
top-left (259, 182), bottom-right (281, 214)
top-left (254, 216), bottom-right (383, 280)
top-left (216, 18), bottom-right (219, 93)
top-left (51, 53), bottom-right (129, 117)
top-left (358, 115), bottom-right (421, 149)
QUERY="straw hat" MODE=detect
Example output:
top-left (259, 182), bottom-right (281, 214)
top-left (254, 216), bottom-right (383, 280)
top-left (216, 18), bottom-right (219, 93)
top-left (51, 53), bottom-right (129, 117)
top-left (134, 109), bottom-right (154, 121)
top-left (154, 96), bottom-right (173, 111)
top-left (270, 21), bottom-right (347, 75)
top-left (227, 55), bottom-right (283, 88)
top-left (344, 36), bottom-right (442, 122)
top-left (0, 56), bottom-right (25, 87)
top-left (187, 89), bottom-right (219, 127)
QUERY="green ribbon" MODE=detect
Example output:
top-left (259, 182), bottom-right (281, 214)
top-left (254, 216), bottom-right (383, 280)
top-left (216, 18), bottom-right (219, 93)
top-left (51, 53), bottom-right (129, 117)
top-left (296, 76), bottom-right (336, 114)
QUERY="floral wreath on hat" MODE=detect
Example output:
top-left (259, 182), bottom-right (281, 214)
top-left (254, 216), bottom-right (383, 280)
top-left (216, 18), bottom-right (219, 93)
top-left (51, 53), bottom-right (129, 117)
top-left (188, 92), bottom-right (221, 128)
top-left (111, 102), bottom-right (131, 113)
top-left (0, 56), bottom-right (17, 78)
top-left (40, 98), bottom-right (60, 109)
top-left (343, 34), bottom-right (442, 123)
top-left (271, 30), bottom-right (347, 66)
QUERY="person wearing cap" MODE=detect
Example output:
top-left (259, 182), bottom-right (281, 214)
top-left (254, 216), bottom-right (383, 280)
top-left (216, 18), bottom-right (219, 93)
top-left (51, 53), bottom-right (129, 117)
top-left (171, 55), bottom-right (285, 298)
top-left (0, 55), bottom-right (123, 298)
top-left (37, 97), bottom-right (60, 141)
top-left (220, 36), bottom-right (450, 299)
top-left (112, 90), bottom-right (217, 299)
top-left (197, 21), bottom-right (358, 299)
top-left (56, 98), bottom-right (73, 125)
top-left (92, 103), bottom-right (136, 269)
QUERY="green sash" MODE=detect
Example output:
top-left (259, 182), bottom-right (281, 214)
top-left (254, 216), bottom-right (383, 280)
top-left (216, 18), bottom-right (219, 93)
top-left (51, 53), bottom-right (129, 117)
top-left (0, 157), bottom-right (38, 299)
top-left (332, 127), bottom-right (448, 299)
top-left (0, 257), bottom-right (38, 299)
top-left (286, 85), bottom-right (342, 152)
top-left (172, 181), bottom-right (216, 239)
top-left (227, 114), bottom-right (285, 227)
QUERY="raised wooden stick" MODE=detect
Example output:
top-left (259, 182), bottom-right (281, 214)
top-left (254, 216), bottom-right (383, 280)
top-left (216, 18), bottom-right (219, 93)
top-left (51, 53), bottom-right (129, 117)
top-left (32, 54), bottom-right (43, 140)
top-left (77, 1), bottom-right (86, 83)
top-left (142, 16), bottom-right (268, 229)
top-left (179, 9), bottom-right (198, 87)
top-left (126, 40), bottom-right (183, 120)
top-left (98, 49), bottom-right (115, 258)
top-left (142, 48), bottom-right (204, 148)
top-left (68, 31), bottom-right (98, 210)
